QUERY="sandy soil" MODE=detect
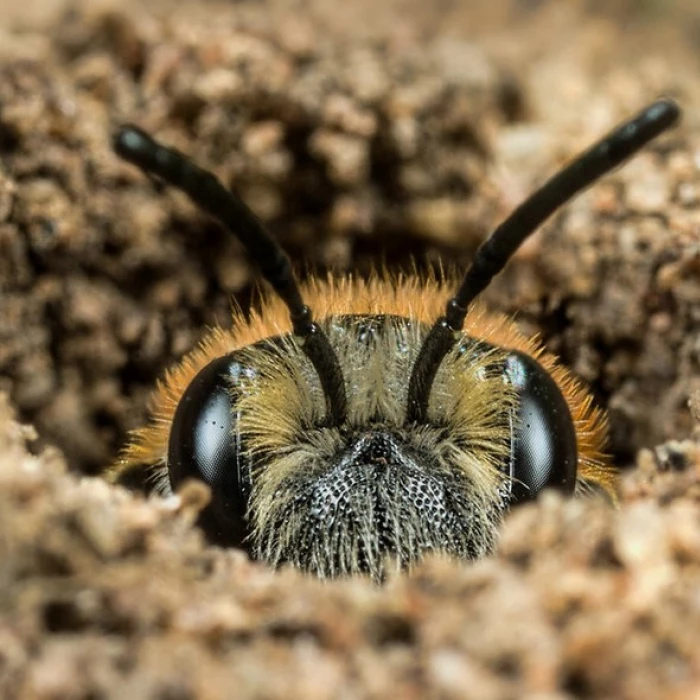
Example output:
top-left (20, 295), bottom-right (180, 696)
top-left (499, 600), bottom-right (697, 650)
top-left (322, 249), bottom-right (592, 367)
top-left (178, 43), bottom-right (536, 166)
top-left (1, 0), bottom-right (700, 697)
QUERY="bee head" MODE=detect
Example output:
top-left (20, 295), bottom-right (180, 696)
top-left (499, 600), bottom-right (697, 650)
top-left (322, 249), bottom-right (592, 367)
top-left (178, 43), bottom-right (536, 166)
top-left (114, 99), bottom-right (680, 579)
top-left (166, 306), bottom-right (584, 579)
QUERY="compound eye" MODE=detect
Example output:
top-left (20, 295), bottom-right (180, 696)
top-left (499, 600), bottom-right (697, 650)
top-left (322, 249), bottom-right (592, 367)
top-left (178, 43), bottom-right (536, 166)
top-left (168, 354), bottom-right (251, 548)
top-left (505, 352), bottom-right (578, 503)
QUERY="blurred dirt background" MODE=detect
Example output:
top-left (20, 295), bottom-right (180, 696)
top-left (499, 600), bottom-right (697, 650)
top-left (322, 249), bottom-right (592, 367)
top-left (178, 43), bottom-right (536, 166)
top-left (1, 0), bottom-right (700, 697)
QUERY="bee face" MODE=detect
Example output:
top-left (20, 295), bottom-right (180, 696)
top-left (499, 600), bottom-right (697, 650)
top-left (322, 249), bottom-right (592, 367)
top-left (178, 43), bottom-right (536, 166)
top-left (120, 277), bottom-right (605, 579)
top-left (112, 99), bottom-right (680, 579)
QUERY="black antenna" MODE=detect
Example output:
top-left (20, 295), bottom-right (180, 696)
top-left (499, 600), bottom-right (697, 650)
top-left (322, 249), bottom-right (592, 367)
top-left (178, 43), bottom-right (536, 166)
top-left (113, 125), bottom-right (347, 425)
top-left (406, 98), bottom-right (681, 424)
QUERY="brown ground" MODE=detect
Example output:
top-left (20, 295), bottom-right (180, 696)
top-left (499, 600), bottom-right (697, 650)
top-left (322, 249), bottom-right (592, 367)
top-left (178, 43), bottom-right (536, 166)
top-left (1, 0), bottom-right (700, 697)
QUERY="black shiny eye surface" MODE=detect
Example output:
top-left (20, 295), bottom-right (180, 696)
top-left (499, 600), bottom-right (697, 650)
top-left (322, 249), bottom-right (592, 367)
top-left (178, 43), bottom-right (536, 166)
top-left (505, 351), bottom-right (578, 503)
top-left (168, 353), bottom-right (252, 548)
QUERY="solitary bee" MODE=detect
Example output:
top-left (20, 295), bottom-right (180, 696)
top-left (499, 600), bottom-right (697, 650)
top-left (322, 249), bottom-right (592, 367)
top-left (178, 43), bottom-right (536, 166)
top-left (111, 99), bottom-right (680, 579)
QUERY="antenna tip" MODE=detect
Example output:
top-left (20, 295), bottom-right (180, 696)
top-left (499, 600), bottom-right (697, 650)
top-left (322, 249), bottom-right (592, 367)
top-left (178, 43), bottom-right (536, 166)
top-left (646, 98), bottom-right (682, 130)
top-left (113, 124), bottom-right (152, 161)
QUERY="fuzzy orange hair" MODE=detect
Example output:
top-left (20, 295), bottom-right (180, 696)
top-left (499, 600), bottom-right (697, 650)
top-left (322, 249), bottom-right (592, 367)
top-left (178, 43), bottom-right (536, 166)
top-left (111, 273), bottom-right (613, 496)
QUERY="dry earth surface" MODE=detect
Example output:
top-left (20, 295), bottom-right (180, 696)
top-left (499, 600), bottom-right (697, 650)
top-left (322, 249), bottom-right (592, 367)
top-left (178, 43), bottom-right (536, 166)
top-left (1, 0), bottom-right (700, 698)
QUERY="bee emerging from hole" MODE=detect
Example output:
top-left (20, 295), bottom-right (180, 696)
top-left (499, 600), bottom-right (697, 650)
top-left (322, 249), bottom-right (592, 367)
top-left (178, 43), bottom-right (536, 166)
top-left (111, 99), bottom-right (680, 580)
